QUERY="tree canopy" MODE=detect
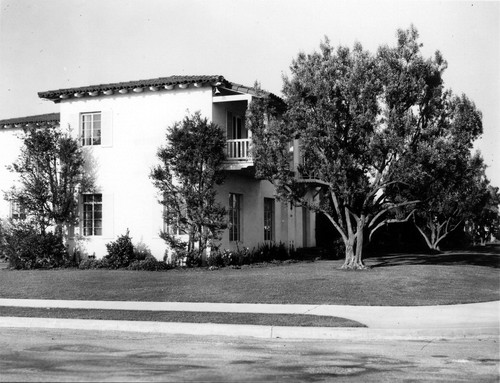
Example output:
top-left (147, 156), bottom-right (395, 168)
top-left (150, 111), bottom-right (227, 265)
top-left (248, 26), bottom-right (486, 269)
top-left (7, 125), bottom-right (91, 238)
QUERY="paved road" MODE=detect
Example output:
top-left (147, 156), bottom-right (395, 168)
top-left (0, 328), bottom-right (498, 382)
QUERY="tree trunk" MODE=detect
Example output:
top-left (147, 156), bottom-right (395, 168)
top-left (340, 230), bottom-right (367, 270)
top-left (415, 223), bottom-right (442, 252)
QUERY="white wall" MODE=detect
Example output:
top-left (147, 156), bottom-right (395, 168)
top-left (60, 87), bottom-right (213, 258)
top-left (0, 128), bottom-right (24, 218)
top-left (0, 85), bottom-right (316, 260)
top-left (215, 173), bottom-right (315, 251)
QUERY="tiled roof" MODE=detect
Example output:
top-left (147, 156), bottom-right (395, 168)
top-left (38, 75), bottom-right (227, 102)
top-left (0, 113), bottom-right (60, 128)
top-left (38, 75), bottom-right (279, 103)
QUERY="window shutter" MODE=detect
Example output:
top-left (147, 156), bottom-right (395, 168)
top-left (101, 110), bottom-right (113, 148)
top-left (102, 193), bottom-right (114, 238)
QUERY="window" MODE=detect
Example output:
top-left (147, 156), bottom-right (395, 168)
top-left (229, 193), bottom-right (241, 241)
top-left (10, 200), bottom-right (26, 220)
top-left (264, 198), bottom-right (275, 241)
top-left (163, 205), bottom-right (183, 236)
top-left (232, 115), bottom-right (243, 139)
top-left (81, 112), bottom-right (101, 146)
top-left (83, 194), bottom-right (102, 236)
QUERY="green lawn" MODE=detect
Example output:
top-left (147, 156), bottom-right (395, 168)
top-left (0, 307), bottom-right (365, 327)
top-left (0, 248), bottom-right (498, 306)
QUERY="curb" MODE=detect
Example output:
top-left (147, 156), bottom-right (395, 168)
top-left (0, 317), bottom-right (498, 340)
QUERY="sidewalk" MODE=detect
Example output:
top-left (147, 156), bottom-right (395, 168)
top-left (0, 298), bottom-right (498, 340)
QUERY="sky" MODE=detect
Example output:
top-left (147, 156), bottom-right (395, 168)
top-left (0, 0), bottom-right (499, 185)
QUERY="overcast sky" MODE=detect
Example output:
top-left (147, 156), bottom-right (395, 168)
top-left (1, 0), bottom-right (498, 185)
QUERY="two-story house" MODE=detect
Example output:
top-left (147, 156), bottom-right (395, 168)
top-left (0, 75), bottom-right (315, 259)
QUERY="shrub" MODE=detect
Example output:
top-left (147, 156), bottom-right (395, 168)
top-left (127, 256), bottom-right (171, 271)
top-left (208, 242), bottom-right (296, 267)
top-left (104, 230), bottom-right (135, 269)
top-left (133, 241), bottom-right (153, 261)
top-left (1, 221), bottom-right (70, 269)
top-left (78, 258), bottom-right (105, 269)
top-left (170, 248), bottom-right (202, 267)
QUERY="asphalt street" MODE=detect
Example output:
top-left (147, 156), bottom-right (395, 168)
top-left (0, 327), bottom-right (498, 382)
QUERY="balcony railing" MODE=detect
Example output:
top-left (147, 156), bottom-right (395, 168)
top-left (226, 138), bottom-right (252, 161)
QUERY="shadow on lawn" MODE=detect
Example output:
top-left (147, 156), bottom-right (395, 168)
top-left (368, 244), bottom-right (500, 269)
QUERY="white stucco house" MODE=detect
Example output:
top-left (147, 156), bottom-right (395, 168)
top-left (0, 75), bottom-right (315, 260)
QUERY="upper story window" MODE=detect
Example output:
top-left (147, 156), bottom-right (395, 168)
top-left (232, 115), bottom-right (243, 139)
top-left (163, 205), bottom-right (183, 236)
top-left (81, 112), bottom-right (101, 146)
top-left (10, 200), bottom-right (26, 220)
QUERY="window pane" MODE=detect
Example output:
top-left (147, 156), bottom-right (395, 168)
top-left (229, 193), bottom-right (241, 241)
top-left (82, 193), bottom-right (102, 236)
top-left (81, 112), bottom-right (101, 146)
top-left (264, 198), bottom-right (274, 241)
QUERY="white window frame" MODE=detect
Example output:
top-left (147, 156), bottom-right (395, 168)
top-left (10, 200), bottom-right (25, 220)
top-left (81, 112), bottom-right (102, 146)
top-left (163, 205), bottom-right (183, 236)
top-left (83, 194), bottom-right (102, 236)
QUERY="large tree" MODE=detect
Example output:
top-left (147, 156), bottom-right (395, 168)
top-left (150, 112), bottom-right (227, 264)
top-left (395, 149), bottom-right (485, 251)
top-left (388, 89), bottom-right (483, 251)
top-left (7, 125), bottom-right (90, 238)
top-left (248, 26), bottom-right (480, 269)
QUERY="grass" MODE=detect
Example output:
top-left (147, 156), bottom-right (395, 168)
top-left (0, 307), bottom-right (365, 327)
top-left (0, 246), bottom-right (498, 306)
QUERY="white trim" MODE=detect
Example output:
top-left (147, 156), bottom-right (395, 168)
top-left (212, 94), bottom-right (252, 103)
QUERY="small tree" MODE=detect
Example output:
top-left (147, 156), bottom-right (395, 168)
top-left (7, 125), bottom-right (91, 238)
top-left (465, 184), bottom-right (500, 246)
top-left (151, 112), bottom-right (227, 264)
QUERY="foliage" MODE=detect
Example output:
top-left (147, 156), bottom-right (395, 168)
top-left (6, 125), bottom-right (92, 237)
top-left (78, 257), bottom-right (108, 270)
top-left (464, 185), bottom-right (500, 246)
top-left (80, 239), bottom-right (171, 270)
top-left (127, 256), bottom-right (172, 271)
top-left (169, 248), bottom-right (203, 268)
top-left (151, 111), bottom-right (228, 264)
top-left (133, 241), bottom-right (153, 261)
top-left (207, 242), bottom-right (296, 267)
top-left (248, 26), bottom-right (483, 268)
top-left (393, 147), bottom-right (486, 251)
top-left (103, 230), bottom-right (136, 269)
top-left (1, 220), bottom-right (70, 269)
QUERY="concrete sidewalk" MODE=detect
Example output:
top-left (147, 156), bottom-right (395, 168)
top-left (0, 298), bottom-right (498, 339)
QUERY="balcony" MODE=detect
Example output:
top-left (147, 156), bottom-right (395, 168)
top-left (225, 138), bottom-right (253, 170)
